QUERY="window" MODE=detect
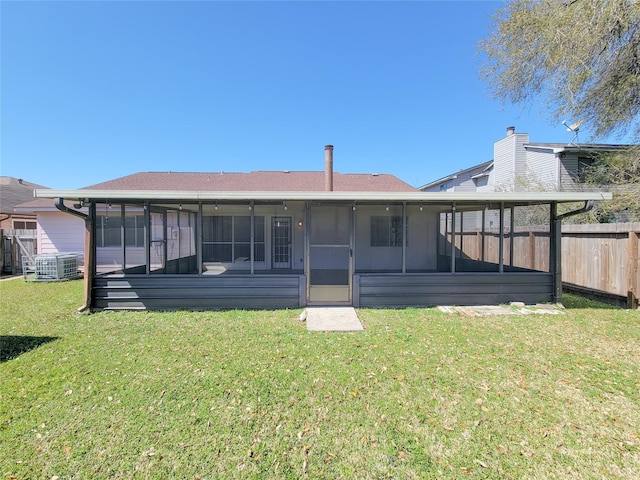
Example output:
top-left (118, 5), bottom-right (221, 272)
top-left (13, 221), bottom-right (37, 230)
top-left (371, 216), bottom-right (405, 247)
top-left (203, 215), bottom-right (265, 262)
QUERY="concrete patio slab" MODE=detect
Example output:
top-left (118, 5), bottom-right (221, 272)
top-left (439, 303), bottom-right (565, 316)
top-left (305, 307), bottom-right (364, 332)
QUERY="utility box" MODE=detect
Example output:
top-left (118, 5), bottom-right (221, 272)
top-left (30, 254), bottom-right (80, 281)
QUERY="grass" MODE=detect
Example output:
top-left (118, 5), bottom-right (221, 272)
top-left (1, 279), bottom-right (639, 479)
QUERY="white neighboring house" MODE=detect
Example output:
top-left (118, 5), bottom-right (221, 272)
top-left (14, 198), bottom-right (85, 256)
top-left (420, 126), bottom-right (631, 193)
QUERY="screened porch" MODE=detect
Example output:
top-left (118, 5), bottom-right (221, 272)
top-left (85, 196), bottom-right (561, 309)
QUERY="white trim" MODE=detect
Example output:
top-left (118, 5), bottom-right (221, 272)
top-left (35, 189), bottom-right (613, 203)
top-left (470, 172), bottom-right (490, 180)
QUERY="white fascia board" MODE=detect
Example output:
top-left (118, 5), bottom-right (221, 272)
top-left (551, 145), bottom-right (631, 155)
top-left (16, 207), bottom-right (90, 214)
top-left (35, 189), bottom-right (613, 203)
top-left (470, 172), bottom-right (489, 180)
top-left (418, 174), bottom-right (458, 190)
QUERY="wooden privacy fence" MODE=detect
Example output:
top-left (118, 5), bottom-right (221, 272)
top-left (562, 223), bottom-right (640, 307)
top-left (445, 222), bottom-right (640, 307)
top-left (1, 229), bottom-right (37, 275)
top-left (452, 228), bottom-right (551, 272)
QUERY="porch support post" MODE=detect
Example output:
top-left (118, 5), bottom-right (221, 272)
top-left (350, 203), bottom-right (356, 271)
top-left (498, 202), bottom-right (505, 273)
top-left (551, 202), bottom-right (562, 303)
top-left (436, 213), bottom-right (441, 266)
top-left (445, 213), bottom-right (450, 257)
top-left (460, 209), bottom-right (464, 262)
top-left (450, 203), bottom-right (456, 273)
top-left (197, 202), bottom-right (203, 274)
top-left (120, 204), bottom-right (126, 272)
top-left (509, 206), bottom-right (515, 268)
top-left (80, 202), bottom-right (96, 312)
top-left (350, 201), bottom-right (355, 301)
top-left (402, 202), bottom-right (406, 274)
top-left (481, 207), bottom-right (486, 264)
top-left (250, 201), bottom-right (255, 275)
top-left (162, 210), bottom-right (168, 272)
top-left (144, 201), bottom-right (151, 275)
top-left (176, 208), bottom-right (181, 274)
top-left (304, 202), bottom-right (310, 303)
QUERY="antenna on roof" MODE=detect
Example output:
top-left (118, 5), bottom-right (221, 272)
top-left (562, 119), bottom-right (583, 145)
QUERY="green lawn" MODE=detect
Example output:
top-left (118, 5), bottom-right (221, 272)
top-left (1, 279), bottom-right (639, 479)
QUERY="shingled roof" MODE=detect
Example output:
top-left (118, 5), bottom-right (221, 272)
top-left (17, 170), bottom-right (417, 210)
top-left (85, 171), bottom-right (417, 193)
top-left (0, 176), bottom-right (49, 215)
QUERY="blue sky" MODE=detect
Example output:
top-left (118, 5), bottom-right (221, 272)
top-left (0, 1), bottom-right (600, 189)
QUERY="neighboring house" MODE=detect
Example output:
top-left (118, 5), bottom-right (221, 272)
top-left (34, 145), bottom-right (610, 311)
top-left (422, 161), bottom-right (494, 194)
top-left (1, 176), bottom-right (47, 273)
top-left (420, 126), bottom-right (631, 193)
top-left (0, 176), bottom-right (46, 231)
top-left (14, 198), bottom-right (86, 256)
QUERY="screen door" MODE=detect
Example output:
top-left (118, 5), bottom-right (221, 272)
top-left (308, 205), bottom-right (351, 304)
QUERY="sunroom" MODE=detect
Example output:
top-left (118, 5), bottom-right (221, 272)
top-left (40, 189), bottom-right (611, 311)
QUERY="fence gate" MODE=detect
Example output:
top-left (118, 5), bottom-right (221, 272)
top-left (1, 229), bottom-right (37, 274)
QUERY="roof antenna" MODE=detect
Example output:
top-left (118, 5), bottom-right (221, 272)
top-left (562, 119), bottom-right (583, 146)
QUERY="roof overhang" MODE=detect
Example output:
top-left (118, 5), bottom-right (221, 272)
top-left (419, 174), bottom-right (458, 189)
top-left (525, 143), bottom-right (632, 155)
top-left (35, 189), bottom-right (612, 205)
top-left (470, 172), bottom-right (490, 180)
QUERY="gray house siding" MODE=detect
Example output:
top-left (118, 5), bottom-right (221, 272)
top-left (95, 270), bottom-right (555, 310)
top-left (455, 175), bottom-right (479, 192)
top-left (558, 152), bottom-right (599, 191)
top-left (420, 161), bottom-right (493, 193)
top-left (514, 135), bottom-right (528, 180)
top-left (493, 135), bottom-right (515, 189)
top-left (524, 147), bottom-right (559, 190)
top-left (93, 275), bottom-right (305, 310)
top-left (493, 133), bottom-right (529, 190)
top-left (474, 174), bottom-right (492, 192)
top-left (354, 272), bottom-right (553, 307)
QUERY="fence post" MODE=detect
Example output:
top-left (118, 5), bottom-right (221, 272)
top-left (11, 237), bottom-right (18, 275)
top-left (551, 203), bottom-right (562, 303)
top-left (627, 230), bottom-right (639, 309)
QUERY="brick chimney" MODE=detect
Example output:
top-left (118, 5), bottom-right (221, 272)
top-left (324, 145), bottom-right (334, 191)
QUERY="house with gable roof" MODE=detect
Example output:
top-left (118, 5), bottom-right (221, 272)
top-left (0, 176), bottom-right (47, 231)
top-left (1, 176), bottom-right (49, 273)
top-left (33, 145), bottom-right (610, 311)
top-left (420, 126), bottom-right (631, 194)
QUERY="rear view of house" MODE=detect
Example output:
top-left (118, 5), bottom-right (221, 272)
top-left (35, 146), bottom-right (611, 311)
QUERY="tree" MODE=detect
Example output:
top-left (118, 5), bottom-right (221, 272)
top-left (579, 144), bottom-right (640, 221)
top-left (481, 0), bottom-right (640, 221)
top-left (480, 0), bottom-right (640, 140)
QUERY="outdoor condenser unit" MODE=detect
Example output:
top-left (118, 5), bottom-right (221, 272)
top-left (35, 254), bottom-right (78, 281)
